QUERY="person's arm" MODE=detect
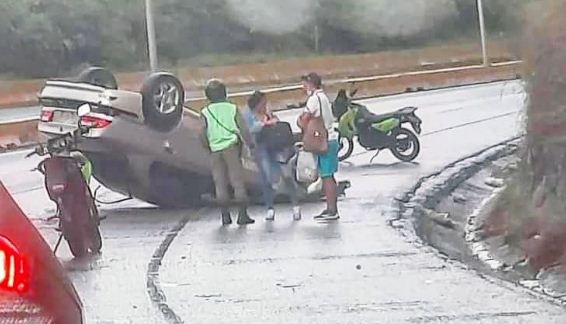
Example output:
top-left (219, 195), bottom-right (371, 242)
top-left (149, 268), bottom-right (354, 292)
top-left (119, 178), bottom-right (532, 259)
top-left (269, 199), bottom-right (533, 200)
top-left (236, 110), bottom-right (255, 149)
top-left (265, 109), bottom-right (279, 124)
top-left (199, 116), bottom-right (211, 152)
top-left (304, 95), bottom-right (320, 116)
top-left (245, 111), bottom-right (265, 134)
top-left (297, 96), bottom-right (318, 129)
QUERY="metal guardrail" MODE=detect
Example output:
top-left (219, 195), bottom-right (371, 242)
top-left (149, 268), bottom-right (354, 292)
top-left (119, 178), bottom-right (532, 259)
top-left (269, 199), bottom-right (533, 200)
top-left (1, 61), bottom-right (523, 125)
top-left (0, 116), bottom-right (39, 125)
top-left (184, 60), bottom-right (523, 104)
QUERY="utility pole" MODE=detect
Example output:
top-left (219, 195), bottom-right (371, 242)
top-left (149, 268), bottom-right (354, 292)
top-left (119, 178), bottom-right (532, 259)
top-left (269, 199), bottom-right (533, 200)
top-left (314, 24), bottom-right (320, 53)
top-left (145, 0), bottom-right (158, 72)
top-left (477, 0), bottom-right (489, 67)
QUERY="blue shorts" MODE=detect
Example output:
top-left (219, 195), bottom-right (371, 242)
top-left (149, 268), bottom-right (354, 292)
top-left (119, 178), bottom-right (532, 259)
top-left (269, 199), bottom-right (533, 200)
top-left (318, 140), bottom-right (339, 178)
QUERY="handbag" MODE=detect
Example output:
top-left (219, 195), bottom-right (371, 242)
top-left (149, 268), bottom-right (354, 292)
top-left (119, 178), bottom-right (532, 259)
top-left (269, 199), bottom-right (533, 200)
top-left (302, 94), bottom-right (329, 154)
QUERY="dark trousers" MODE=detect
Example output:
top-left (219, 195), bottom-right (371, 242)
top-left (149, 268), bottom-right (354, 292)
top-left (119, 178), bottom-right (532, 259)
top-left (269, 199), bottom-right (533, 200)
top-left (210, 144), bottom-right (248, 207)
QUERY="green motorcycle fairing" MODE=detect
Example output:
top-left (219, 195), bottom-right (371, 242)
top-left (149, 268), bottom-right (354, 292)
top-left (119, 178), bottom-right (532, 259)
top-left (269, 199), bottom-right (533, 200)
top-left (372, 118), bottom-right (400, 133)
top-left (338, 105), bottom-right (400, 138)
top-left (337, 108), bottom-right (357, 139)
top-left (81, 159), bottom-right (93, 185)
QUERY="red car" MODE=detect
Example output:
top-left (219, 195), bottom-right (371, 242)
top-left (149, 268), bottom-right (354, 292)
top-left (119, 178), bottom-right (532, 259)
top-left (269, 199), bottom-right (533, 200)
top-left (0, 181), bottom-right (83, 323)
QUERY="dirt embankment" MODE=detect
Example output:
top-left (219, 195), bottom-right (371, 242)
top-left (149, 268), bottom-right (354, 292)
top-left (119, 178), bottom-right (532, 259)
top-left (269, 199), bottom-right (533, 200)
top-left (0, 42), bottom-right (515, 109)
top-left (479, 0), bottom-right (566, 286)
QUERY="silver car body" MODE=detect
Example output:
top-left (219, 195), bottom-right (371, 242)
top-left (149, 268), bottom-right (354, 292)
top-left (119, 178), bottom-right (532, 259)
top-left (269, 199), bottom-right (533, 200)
top-left (38, 80), bottom-right (318, 207)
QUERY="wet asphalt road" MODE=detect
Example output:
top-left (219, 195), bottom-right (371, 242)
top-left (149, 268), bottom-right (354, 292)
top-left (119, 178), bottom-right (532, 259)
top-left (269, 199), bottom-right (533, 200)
top-left (2, 80), bottom-right (565, 323)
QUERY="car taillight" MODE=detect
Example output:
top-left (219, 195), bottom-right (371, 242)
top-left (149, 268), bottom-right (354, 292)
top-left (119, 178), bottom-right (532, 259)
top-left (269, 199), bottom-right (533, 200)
top-left (40, 110), bottom-right (54, 122)
top-left (0, 236), bottom-right (28, 293)
top-left (80, 115), bottom-right (112, 129)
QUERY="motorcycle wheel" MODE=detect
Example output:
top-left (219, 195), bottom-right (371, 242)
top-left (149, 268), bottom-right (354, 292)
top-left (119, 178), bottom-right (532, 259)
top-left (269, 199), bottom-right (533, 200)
top-left (67, 233), bottom-right (88, 258)
top-left (90, 225), bottom-right (102, 253)
top-left (338, 137), bottom-right (354, 162)
top-left (390, 128), bottom-right (420, 162)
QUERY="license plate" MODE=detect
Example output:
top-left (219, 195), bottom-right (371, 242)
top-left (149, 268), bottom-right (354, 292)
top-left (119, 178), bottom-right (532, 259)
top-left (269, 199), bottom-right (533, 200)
top-left (53, 110), bottom-right (78, 125)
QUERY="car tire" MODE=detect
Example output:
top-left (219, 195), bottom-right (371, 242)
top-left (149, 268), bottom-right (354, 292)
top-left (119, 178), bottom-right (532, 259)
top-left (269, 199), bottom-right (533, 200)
top-left (141, 73), bottom-right (185, 132)
top-left (77, 67), bottom-right (118, 90)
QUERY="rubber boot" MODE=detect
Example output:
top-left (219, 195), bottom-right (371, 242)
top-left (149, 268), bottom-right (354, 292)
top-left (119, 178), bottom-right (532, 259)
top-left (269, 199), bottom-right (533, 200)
top-left (221, 207), bottom-right (232, 225)
top-left (237, 206), bottom-right (255, 225)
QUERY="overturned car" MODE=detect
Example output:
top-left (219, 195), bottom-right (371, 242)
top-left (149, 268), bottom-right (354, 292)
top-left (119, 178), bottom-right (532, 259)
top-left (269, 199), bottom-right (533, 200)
top-left (38, 68), bottom-right (345, 208)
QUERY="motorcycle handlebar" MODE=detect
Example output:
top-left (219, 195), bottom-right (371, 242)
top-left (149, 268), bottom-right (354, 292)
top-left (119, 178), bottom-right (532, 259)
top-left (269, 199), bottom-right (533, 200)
top-left (29, 126), bottom-right (91, 157)
top-left (25, 150), bottom-right (37, 158)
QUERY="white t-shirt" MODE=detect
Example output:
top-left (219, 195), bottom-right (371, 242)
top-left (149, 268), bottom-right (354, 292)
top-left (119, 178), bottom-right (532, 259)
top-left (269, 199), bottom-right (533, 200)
top-left (304, 89), bottom-right (338, 141)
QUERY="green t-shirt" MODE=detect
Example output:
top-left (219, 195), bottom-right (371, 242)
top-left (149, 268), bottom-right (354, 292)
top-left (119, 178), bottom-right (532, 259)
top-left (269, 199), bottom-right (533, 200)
top-left (202, 102), bottom-right (240, 152)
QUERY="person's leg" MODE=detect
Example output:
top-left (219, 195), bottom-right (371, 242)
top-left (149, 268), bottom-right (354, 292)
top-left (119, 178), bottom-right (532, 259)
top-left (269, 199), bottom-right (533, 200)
top-left (211, 151), bottom-right (231, 225)
top-left (224, 145), bottom-right (254, 225)
top-left (280, 162), bottom-right (301, 220)
top-left (315, 140), bottom-right (340, 220)
top-left (323, 176), bottom-right (338, 213)
top-left (256, 150), bottom-right (275, 210)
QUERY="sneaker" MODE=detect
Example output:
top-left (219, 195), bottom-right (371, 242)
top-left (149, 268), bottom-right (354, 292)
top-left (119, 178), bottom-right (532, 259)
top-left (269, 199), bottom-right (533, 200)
top-left (321, 211), bottom-right (340, 221)
top-left (314, 209), bottom-right (340, 221)
top-left (314, 209), bottom-right (330, 220)
top-left (292, 206), bottom-right (302, 221)
top-left (266, 208), bottom-right (275, 221)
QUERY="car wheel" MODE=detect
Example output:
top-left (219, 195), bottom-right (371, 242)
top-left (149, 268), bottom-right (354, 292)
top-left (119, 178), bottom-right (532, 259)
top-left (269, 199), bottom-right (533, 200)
top-left (77, 67), bottom-right (118, 89)
top-left (141, 73), bottom-right (185, 132)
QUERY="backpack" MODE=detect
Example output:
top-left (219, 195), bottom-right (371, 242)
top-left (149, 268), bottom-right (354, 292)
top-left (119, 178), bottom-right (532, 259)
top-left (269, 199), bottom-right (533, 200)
top-left (259, 121), bottom-right (294, 152)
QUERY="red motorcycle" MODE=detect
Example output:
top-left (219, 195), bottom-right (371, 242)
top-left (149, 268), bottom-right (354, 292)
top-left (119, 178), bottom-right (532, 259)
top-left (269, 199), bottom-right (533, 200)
top-left (27, 123), bottom-right (102, 258)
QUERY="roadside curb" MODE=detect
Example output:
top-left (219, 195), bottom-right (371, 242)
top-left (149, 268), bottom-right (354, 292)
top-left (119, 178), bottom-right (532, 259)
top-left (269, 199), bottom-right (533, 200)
top-left (392, 136), bottom-right (521, 237)
top-left (392, 136), bottom-right (566, 308)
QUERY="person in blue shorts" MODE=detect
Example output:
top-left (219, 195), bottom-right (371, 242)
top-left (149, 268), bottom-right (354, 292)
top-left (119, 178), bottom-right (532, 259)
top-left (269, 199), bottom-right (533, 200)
top-left (299, 72), bottom-right (340, 221)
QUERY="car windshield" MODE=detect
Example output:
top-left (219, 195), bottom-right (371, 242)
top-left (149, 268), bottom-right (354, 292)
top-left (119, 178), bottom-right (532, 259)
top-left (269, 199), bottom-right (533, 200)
top-left (3, 1), bottom-right (566, 323)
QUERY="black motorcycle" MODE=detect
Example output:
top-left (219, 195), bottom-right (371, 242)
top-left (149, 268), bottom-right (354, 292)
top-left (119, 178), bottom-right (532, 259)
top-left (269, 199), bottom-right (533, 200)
top-left (333, 89), bottom-right (423, 163)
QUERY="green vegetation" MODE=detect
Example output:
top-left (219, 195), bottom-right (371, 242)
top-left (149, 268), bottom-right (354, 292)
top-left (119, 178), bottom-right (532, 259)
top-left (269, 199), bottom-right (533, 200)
top-left (0, 0), bottom-right (527, 78)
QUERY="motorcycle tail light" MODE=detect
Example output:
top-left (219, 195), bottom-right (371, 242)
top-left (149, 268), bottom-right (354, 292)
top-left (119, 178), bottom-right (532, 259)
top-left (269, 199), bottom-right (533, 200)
top-left (50, 185), bottom-right (65, 195)
top-left (40, 110), bottom-right (54, 122)
top-left (80, 114), bottom-right (112, 129)
top-left (0, 236), bottom-right (28, 293)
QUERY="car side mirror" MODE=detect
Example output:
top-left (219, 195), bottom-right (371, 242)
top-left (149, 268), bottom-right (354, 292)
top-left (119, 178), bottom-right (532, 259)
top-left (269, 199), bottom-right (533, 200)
top-left (77, 104), bottom-right (91, 118)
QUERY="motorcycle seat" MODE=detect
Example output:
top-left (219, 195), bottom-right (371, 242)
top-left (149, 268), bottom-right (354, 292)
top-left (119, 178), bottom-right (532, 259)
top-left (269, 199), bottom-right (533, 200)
top-left (356, 106), bottom-right (417, 124)
top-left (356, 107), bottom-right (397, 124)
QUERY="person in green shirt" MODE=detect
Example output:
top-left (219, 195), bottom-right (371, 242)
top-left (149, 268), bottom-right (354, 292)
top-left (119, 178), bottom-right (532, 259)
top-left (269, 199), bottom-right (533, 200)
top-left (200, 79), bottom-right (255, 226)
